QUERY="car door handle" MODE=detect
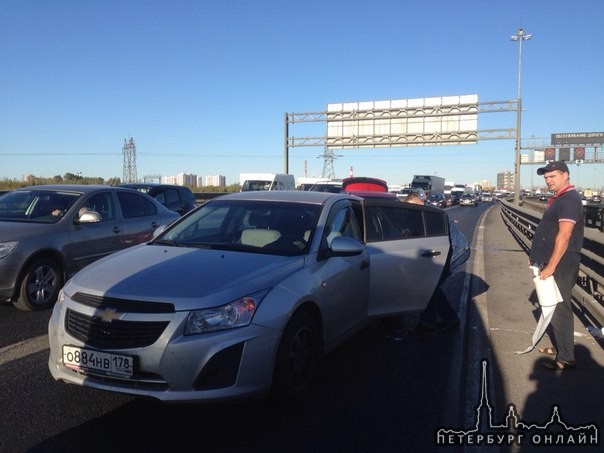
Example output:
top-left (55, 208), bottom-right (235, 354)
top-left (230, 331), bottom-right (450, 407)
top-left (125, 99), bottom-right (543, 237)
top-left (151, 221), bottom-right (159, 228)
top-left (421, 250), bottom-right (441, 257)
top-left (360, 259), bottom-right (370, 270)
top-left (112, 226), bottom-right (122, 234)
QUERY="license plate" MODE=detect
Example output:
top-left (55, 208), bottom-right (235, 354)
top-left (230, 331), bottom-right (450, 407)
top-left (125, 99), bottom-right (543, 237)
top-left (62, 345), bottom-right (134, 378)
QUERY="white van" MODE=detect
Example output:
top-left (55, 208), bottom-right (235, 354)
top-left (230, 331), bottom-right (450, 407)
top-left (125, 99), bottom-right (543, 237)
top-left (240, 173), bottom-right (296, 192)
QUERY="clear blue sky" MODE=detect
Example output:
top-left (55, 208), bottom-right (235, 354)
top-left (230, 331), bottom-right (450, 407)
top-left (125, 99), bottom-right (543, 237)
top-left (1, 0), bottom-right (603, 190)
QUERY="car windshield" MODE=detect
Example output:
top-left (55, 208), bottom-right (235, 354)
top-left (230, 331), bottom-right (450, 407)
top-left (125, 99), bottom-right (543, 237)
top-left (153, 200), bottom-right (321, 256)
top-left (0, 190), bottom-right (81, 223)
top-left (309, 183), bottom-right (342, 193)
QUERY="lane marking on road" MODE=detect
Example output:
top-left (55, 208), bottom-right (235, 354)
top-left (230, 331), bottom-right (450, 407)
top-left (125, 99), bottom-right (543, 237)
top-left (0, 335), bottom-right (49, 366)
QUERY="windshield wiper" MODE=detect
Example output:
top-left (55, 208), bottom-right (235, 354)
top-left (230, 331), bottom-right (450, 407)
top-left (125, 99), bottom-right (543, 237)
top-left (152, 239), bottom-right (184, 247)
top-left (184, 242), bottom-right (245, 251)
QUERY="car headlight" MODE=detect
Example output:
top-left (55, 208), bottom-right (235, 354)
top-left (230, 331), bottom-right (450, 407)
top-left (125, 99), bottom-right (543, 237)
top-left (185, 290), bottom-right (268, 335)
top-left (0, 241), bottom-right (18, 259)
top-left (56, 289), bottom-right (65, 306)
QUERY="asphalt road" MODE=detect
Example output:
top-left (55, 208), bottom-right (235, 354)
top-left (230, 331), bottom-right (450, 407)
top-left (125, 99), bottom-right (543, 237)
top-left (0, 203), bottom-right (489, 453)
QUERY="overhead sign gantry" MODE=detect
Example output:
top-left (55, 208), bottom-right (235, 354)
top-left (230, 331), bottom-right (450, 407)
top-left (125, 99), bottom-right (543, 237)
top-left (284, 94), bottom-right (518, 174)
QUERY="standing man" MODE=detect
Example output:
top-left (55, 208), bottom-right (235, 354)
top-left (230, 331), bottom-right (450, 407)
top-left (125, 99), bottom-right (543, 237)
top-left (530, 161), bottom-right (584, 370)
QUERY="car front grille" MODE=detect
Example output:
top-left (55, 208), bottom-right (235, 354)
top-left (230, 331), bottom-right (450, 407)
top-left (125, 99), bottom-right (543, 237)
top-left (72, 292), bottom-right (175, 313)
top-left (65, 308), bottom-right (169, 349)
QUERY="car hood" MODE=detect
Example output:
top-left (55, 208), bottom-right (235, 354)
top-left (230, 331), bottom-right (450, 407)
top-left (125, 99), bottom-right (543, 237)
top-left (66, 244), bottom-right (305, 310)
top-left (0, 220), bottom-right (61, 240)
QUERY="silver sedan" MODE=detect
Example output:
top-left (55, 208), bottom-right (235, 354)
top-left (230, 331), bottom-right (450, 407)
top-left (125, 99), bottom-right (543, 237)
top-left (48, 191), bottom-right (449, 402)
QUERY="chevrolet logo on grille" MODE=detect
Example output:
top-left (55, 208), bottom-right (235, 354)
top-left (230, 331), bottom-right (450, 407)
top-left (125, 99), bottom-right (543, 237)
top-left (96, 307), bottom-right (123, 323)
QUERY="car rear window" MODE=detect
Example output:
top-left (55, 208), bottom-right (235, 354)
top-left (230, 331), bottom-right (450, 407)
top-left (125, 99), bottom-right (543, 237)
top-left (364, 205), bottom-right (447, 242)
top-left (424, 210), bottom-right (447, 236)
top-left (365, 205), bottom-right (424, 241)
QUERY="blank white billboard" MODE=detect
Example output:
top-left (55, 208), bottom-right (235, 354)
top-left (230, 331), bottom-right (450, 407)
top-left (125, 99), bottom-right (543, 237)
top-left (326, 95), bottom-right (478, 149)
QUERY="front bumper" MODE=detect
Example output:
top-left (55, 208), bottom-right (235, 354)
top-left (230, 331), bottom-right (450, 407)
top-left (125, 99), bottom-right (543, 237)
top-left (48, 296), bottom-right (281, 403)
top-left (0, 260), bottom-right (20, 300)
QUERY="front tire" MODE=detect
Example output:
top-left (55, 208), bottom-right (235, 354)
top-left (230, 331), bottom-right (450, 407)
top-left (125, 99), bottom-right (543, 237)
top-left (15, 258), bottom-right (63, 311)
top-left (271, 311), bottom-right (321, 402)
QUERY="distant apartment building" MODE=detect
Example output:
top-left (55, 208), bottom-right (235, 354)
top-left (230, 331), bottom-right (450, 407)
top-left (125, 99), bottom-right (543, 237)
top-left (205, 175), bottom-right (226, 187)
top-left (176, 173), bottom-right (197, 187)
top-left (496, 171), bottom-right (515, 191)
top-left (475, 179), bottom-right (495, 191)
top-left (161, 173), bottom-right (198, 187)
top-left (160, 175), bottom-right (177, 185)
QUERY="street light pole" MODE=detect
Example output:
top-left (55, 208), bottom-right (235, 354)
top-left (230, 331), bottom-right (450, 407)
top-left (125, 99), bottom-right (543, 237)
top-left (511, 28), bottom-right (532, 205)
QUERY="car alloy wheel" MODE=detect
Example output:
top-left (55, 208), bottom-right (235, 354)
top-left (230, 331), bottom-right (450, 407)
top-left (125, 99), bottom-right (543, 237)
top-left (16, 257), bottom-right (63, 311)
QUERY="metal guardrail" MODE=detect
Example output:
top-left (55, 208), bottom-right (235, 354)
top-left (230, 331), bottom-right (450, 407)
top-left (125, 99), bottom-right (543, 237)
top-left (500, 200), bottom-right (604, 327)
top-left (193, 192), bottom-right (228, 204)
top-left (585, 204), bottom-right (604, 232)
top-left (522, 197), bottom-right (604, 232)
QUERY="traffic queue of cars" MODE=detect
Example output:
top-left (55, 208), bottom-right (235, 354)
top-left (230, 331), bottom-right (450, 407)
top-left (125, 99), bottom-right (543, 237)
top-left (47, 190), bottom-right (450, 402)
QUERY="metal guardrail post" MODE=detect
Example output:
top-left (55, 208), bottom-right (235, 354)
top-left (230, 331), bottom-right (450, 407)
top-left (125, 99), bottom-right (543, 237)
top-left (584, 205), bottom-right (604, 232)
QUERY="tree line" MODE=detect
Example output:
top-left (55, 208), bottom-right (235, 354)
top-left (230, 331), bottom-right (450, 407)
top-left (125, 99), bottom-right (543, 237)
top-left (0, 173), bottom-right (240, 193)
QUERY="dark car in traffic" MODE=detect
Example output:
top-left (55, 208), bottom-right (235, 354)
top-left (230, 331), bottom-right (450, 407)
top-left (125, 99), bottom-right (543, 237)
top-left (450, 192), bottom-right (463, 205)
top-left (120, 183), bottom-right (197, 216)
top-left (0, 185), bottom-right (179, 310)
top-left (427, 193), bottom-right (447, 208)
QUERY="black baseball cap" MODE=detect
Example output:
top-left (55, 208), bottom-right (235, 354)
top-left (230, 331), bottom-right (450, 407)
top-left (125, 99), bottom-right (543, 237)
top-left (537, 161), bottom-right (569, 175)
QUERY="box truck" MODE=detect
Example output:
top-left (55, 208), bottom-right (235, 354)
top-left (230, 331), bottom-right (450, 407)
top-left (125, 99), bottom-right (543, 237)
top-left (410, 175), bottom-right (445, 197)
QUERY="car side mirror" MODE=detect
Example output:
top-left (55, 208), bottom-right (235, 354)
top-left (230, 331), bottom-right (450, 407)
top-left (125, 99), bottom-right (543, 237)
top-left (77, 211), bottom-right (102, 224)
top-left (153, 224), bottom-right (167, 238)
top-left (329, 236), bottom-right (364, 257)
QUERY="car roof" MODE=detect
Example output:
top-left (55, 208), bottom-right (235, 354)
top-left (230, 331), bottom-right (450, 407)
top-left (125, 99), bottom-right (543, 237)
top-left (214, 190), bottom-right (358, 204)
top-left (346, 190), bottom-right (397, 199)
top-left (17, 184), bottom-right (117, 194)
top-left (342, 176), bottom-right (388, 192)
